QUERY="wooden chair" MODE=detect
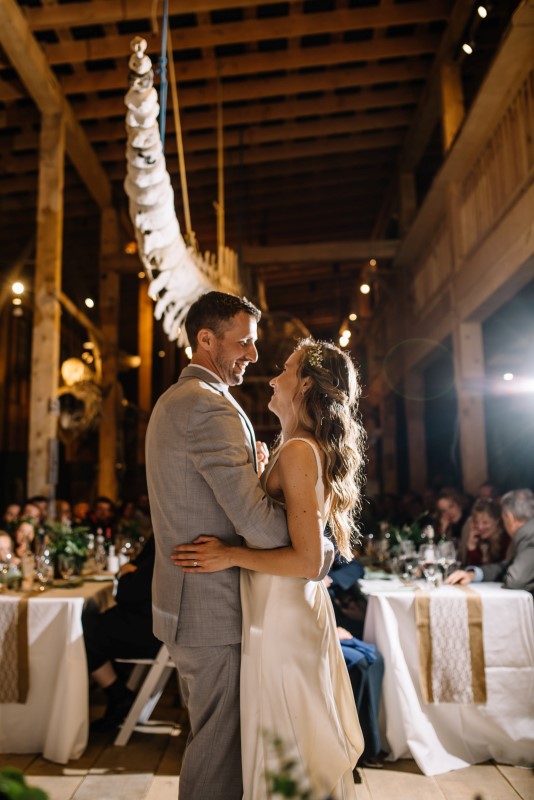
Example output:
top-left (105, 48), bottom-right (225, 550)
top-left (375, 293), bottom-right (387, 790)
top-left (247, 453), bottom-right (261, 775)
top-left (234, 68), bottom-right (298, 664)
top-left (113, 643), bottom-right (178, 746)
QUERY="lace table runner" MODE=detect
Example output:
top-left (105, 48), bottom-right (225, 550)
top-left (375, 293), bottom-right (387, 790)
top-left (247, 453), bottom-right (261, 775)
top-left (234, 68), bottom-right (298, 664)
top-left (415, 587), bottom-right (486, 704)
top-left (0, 596), bottom-right (29, 703)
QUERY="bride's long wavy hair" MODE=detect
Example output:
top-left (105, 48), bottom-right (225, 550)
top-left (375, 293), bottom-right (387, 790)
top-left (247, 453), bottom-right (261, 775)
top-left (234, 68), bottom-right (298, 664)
top-left (275, 338), bottom-right (366, 559)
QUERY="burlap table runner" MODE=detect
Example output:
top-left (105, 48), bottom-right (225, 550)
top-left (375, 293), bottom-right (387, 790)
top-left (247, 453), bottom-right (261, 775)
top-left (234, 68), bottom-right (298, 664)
top-left (0, 596), bottom-right (29, 703)
top-left (415, 586), bottom-right (486, 704)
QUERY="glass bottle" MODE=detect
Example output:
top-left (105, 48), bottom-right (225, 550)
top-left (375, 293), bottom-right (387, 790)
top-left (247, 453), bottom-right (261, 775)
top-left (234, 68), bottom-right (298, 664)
top-left (94, 534), bottom-right (107, 574)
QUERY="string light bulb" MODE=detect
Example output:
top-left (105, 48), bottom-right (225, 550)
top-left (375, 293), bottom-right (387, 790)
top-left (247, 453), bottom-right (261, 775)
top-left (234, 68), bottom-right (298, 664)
top-left (12, 281), bottom-right (25, 295)
top-left (477, 5), bottom-right (488, 19)
top-left (462, 42), bottom-right (474, 55)
top-left (359, 283), bottom-right (371, 295)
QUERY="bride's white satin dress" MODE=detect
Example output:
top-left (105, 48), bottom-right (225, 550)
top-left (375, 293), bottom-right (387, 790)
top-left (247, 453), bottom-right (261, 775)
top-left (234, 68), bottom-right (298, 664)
top-left (240, 438), bottom-right (364, 799)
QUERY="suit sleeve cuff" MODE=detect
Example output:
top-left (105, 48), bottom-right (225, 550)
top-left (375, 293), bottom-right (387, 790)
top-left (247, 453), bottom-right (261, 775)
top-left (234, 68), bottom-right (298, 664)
top-left (466, 566), bottom-right (483, 582)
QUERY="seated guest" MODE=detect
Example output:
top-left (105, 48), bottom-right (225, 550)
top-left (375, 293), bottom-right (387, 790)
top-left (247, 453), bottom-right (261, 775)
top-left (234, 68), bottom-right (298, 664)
top-left (72, 501), bottom-right (90, 525)
top-left (458, 498), bottom-right (510, 567)
top-left (55, 499), bottom-right (72, 525)
top-left (436, 488), bottom-right (469, 543)
top-left (477, 481), bottom-right (501, 502)
top-left (2, 503), bottom-right (21, 534)
top-left (0, 531), bottom-right (16, 563)
top-left (83, 535), bottom-right (160, 731)
top-left (87, 496), bottom-right (117, 541)
top-left (21, 502), bottom-right (40, 526)
top-left (14, 520), bottom-right (36, 558)
top-left (447, 488), bottom-right (534, 595)
top-left (25, 495), bottom-right (48, 525)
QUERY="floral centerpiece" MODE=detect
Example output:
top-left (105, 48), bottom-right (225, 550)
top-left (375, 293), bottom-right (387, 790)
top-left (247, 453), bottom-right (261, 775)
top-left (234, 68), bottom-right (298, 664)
top-left (44, 522), bottom-right (91, 573)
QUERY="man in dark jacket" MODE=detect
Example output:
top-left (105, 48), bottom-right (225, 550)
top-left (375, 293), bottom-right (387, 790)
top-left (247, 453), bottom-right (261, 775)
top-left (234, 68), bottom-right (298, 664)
top-left (83, 536), bottom-right (160, 730)
top-left (447, 488), bottom-right (534, 596)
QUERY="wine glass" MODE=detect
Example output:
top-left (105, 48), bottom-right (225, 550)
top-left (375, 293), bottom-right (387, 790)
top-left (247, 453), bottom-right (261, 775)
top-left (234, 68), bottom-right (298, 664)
top-left (438, 541), bottom-right (458, 577)
top-left (58, 554), bottom-right (76, 583)
top-left (35, 555), bottom-right (54, 591)
top-left (419, 543), bottom-right (441, 589)
top-left (398, 541), bottom-right (417, 580)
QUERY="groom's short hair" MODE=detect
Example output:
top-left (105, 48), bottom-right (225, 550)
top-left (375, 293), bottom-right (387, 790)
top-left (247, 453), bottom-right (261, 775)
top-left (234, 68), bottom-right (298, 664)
top-left (186, 291), bottom-right (261, 351)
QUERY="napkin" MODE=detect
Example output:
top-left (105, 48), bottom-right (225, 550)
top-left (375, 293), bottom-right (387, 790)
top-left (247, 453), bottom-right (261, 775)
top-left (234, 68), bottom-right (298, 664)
top-left (415, 587), bottom-right (486, 704)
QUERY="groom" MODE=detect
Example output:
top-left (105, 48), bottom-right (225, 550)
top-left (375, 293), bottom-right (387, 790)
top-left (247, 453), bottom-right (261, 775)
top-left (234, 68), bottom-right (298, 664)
top-left (147, 292), bottom-right (331, 799)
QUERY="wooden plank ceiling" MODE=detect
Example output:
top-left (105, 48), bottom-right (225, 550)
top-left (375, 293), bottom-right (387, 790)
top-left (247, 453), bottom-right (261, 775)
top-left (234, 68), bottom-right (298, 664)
top-left (0, 0), bottom-right (520, 338)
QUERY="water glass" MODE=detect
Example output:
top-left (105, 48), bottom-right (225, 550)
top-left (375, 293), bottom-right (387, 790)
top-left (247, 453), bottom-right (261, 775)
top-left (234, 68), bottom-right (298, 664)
top-left (58, 554), bottom-right (76, 582)
top-left (35, 556), bottom-right (54, 591)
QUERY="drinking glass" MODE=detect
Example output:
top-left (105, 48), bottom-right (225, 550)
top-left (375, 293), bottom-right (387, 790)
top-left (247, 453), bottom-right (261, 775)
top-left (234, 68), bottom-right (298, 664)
top-left (58, 554), bottom-right (76, 582)
top-left (438, 541), bottom-right (457, 577)
top-left (419, 543), bottom-right (441, 588)
top-left (398, 541), bottom-right (417, 580)
top-left (35, 555), bottom-right (54, 591)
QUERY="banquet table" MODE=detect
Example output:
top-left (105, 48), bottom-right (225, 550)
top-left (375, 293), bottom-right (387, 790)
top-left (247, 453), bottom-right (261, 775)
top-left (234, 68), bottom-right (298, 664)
top-left (362, 580), bottom-right (534, 776)
top-left (0, 579), bottom-right (114, 764)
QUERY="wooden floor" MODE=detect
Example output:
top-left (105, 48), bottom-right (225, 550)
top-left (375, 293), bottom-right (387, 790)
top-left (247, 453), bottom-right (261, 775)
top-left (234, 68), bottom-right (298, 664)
top-left (2, 686), bottom-right (533, 800)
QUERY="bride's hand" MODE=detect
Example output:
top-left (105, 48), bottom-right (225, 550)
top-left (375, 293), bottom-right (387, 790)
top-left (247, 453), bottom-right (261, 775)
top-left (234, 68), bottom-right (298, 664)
top-left (171, 535), bottom-right (235, 573)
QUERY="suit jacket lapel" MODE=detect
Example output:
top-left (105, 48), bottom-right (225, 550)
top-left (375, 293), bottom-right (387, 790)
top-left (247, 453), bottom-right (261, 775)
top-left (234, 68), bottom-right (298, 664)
top-left (180, 365), bottom-right (258, 472)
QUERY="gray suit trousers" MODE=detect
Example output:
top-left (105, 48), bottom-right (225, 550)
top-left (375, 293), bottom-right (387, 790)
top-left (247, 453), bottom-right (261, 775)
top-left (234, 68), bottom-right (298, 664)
top-left (167, 642), bottom-right (242, 800)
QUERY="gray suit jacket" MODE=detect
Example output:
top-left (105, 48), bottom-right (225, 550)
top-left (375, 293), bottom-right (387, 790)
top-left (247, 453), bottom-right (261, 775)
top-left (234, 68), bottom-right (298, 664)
top-left (146, 365), bottom-right (292, 646)
top-left (481, 517), bottom-right (534, 596)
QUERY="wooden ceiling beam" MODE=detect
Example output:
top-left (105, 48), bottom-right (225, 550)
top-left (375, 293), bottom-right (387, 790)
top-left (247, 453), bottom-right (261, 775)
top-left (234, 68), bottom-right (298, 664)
top-left (0, 61), bottom-right (429, 130)
top-left (11, 86), bottom-right (419, 152)
top-left (244, 240), bottom-right (398, 266)
top-left (0, 0), bottom-right (111, 210)
top-left (0, 36), bottom-right (440, 103)
top-left (0, 130), bottom-right (400, 175)
top-left (23, 0), bottom-right (305, 30)
top-left (22, 2), bottom-right (448, 67)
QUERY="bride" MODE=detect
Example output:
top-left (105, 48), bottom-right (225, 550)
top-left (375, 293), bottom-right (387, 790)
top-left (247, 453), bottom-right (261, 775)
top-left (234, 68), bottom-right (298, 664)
top-left (174, 338), bottom-right (365, 799)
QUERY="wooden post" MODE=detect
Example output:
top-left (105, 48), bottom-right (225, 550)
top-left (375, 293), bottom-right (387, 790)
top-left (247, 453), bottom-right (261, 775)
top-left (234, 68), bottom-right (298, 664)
top-left (452, 321), bottom-right (488, 495)
top-left (98, 208), bottom-right (121, 501)
top-left (404, 370), bottom-right (427, 492)
top-left (27, 112), bottom-right (65, 504)
top-left (440, 61), bottom-right (465, 153)
top-left (380, 393), bottom-right (398, 494)
top-left (137, 279), bottom-right (153, 466)
top-left (398, 170), bottom-right (417, 235)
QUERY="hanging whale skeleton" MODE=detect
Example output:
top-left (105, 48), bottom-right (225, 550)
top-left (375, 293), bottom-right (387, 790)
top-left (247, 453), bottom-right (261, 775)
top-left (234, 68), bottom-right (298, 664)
top-left (124, 37), bottom-right (241, 346)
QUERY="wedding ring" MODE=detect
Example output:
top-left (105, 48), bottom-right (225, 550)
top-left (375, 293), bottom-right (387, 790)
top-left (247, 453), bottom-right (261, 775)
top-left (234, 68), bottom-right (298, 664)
top-left (193, 560), bottom-right (198, 567)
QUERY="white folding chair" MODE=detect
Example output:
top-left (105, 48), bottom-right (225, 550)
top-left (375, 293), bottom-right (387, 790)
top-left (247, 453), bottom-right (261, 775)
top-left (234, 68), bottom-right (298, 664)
top-left (113, 643), bottom-right (178, 746)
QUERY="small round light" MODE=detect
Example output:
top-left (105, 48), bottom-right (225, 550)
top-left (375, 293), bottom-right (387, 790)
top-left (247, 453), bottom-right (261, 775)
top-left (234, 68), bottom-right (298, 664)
top-left (124, 241), bottom-right (138, 255)
top-left (369, 259), bottom-right (377, 267)
top-left (462, 42), bottom-right (473, 55)
top-left (360, 283), bottom-right (371, 295)
top-left (339, 337), bottom-right (349, 348)
top-left (12, 281), bottom-right (25, 295)
top-left (84, 297), bottom-right (95, 309)
top-left (477, 6), bottom-right (488, 19)
top-left (83, 341), bottom-right (94, 350)
top-left (12, 297), bottom-right (22, 306)
top-left (503, 373), bottom-right (514, 381)
top-left (158, 350), bottom-right (166, 358)
top-left (340, 329), bottom-right (351, 339)
top-left (138, 271), bottom-right (145, 279)
top-left (349, 313), bottom-right (357, 321)
top-left (12, 307), bottom-right (23, 317)
top-left (185, 346), bottom-right (193, 360)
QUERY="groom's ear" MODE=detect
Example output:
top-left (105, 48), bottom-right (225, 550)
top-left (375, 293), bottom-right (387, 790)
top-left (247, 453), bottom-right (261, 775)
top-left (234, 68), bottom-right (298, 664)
top-left (197, 328), bottom-right (214, 351)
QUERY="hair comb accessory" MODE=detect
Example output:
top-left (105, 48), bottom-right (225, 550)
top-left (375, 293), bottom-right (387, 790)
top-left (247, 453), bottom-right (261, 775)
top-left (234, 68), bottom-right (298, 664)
top-left (306, 342), bottom-right (324, 369)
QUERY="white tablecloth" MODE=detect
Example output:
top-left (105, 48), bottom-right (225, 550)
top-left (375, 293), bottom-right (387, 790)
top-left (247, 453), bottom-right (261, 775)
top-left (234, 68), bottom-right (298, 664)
top-left (0, 581), bottom-right (114, 763)
top-left (362, 581), bottom-right (534, 775)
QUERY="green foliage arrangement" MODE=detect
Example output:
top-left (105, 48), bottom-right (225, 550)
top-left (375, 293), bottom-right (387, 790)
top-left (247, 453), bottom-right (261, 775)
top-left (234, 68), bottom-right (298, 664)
top-left (0, 768), bottom-right (48, 800)
top-left (44, 522), bottom-right (91, 569)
